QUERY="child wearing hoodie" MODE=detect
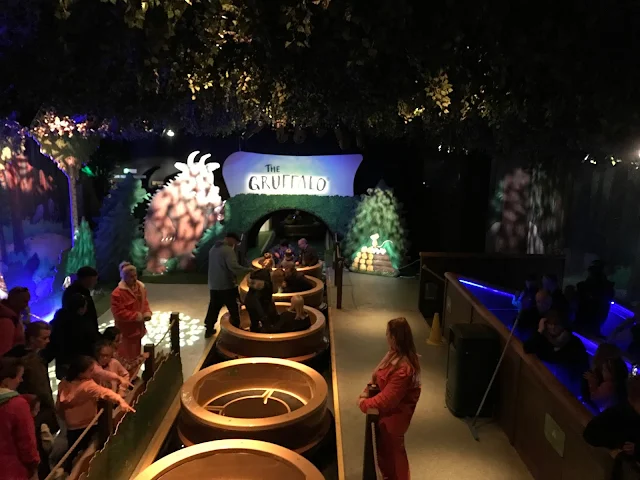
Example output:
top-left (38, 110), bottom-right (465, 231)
top-left (0, 357), bottom-right (39, 480)
top-left (95, 340), bottom-right (130, 397)
top-left (56, 356), bottom-right (135, 472)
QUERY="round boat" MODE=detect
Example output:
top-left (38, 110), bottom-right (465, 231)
top-left (133, 439), bottom-right (324, 480)
top-left (239, 273), bottom-right (324, 308)
top-left (216, 303), bottom-right (328, 362)
top-left (177, 358), bottom-right (331, 454)
top-left (251, 257), bottom-right (323, 279)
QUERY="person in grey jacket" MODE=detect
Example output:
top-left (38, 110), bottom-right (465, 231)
top-left (204, 232), bottom-right (251, 337)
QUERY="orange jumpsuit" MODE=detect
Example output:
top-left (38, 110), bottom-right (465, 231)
top-left (360, 363), bottom-right (421, 480)
top-left (110, 281), bottom-right (152, 361)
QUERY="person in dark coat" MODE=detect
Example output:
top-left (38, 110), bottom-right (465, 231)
top-left (283, 266), bottom-right (312, 293)
top-left (584, 376), bottom-right (640, 465)
top-left (46, 293), bottom-right (99, 380)
top-left (524, 309), bottom-right (589, 378)
top-left (575, 261), bottom-right (615, 336)
top-left (244, 270), bottom-right (278, 332)
top-left (5, 321), bottom-right (58, 436)
top-left (542, 273), bottom-right (570, 318)
top-left (62, 266), bottom-right (99, 335)
top-left (297, 238), bottom-right (319, 267)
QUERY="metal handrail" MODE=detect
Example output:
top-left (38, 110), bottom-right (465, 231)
top-left (421, 264), bottom-right (445, 283)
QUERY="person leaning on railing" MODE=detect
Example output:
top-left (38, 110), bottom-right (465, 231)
top-left (56, 355), bottom-right (135, 473)
top-left (357, 317), bottom-right (422, 480)
top-left (102, 326), bottom-right (149, 377)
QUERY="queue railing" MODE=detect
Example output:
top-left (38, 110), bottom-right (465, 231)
top-left (45, 312), bottom-right (182, 480)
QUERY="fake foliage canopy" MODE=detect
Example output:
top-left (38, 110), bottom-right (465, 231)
top-left (345, 187), bottom-right (407, 269)
top-left (95, 175), bottom-right (150, 283)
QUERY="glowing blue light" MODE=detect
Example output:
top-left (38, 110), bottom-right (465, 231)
top-left (458, 279), bottom-right (514, 298)
top-left (458, 278), bottom-right (633, 369)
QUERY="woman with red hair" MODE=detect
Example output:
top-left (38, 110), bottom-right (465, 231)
top-left (358, 317), bottom-right (422, 480)
top-left (110, 262), bottom-right (152, 361)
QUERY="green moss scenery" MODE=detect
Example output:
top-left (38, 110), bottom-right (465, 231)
top-left (64, 219), bottom-right (96, 277)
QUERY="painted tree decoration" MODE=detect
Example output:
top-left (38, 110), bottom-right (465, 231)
top-left (30, 113), bottom-right (102, 235)
top-left (144, 150), bottom-right (225, 273)
top-left (345, 187), bottom-right (407, 276)
top-left (95, 175), bottom-right (150, 283)
top-left (64, 219), bottom-right (96, 276)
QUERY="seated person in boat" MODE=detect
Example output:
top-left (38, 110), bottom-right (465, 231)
top-left (271, 268), bottom-right (286, 294)
top-left (524, 309), bottom-right (589, 375)
top-left (283, 266), bottom-right (313, 293)
top-left (273, 295), bottom-right (312, 333)
top-left (280, 249), bottom-right (296, 270)
top-left (297, 238), bottom-right (319, 267)
top-left (259, 252), bottom-right (275, 269)
top-left (584, 375), bottom-right (640, 464)
top-left (272, 239), bottom-right (293, 264)
top-left (516, 289), bottom-right (553, 334)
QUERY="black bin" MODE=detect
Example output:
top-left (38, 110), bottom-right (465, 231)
top-left (445, 323), bottom-right (500, 417)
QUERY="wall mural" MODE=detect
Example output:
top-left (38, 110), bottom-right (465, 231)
top-left (144, 151), bottom-right (225, 273)
top-left (0, 137), bottom-right (72, 319)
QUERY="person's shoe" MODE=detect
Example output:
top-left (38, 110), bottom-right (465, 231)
top-left (205, 328), bottom-right (216, 338)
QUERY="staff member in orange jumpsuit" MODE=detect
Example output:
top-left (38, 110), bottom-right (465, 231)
top-left (110, 262), bottom-right (152, 361)
top-left (358, 317), bottom-right (421, 480)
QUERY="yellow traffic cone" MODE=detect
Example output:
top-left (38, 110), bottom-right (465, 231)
top-left (427, 312), bottom-right (443, 346)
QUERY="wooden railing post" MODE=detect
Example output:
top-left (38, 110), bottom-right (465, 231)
top-left (97, 401), bottom-right (113, 445)
top-left (142, 343), bottom-right (155, 382)
top-left (170, 312), bottom-right (180, 356)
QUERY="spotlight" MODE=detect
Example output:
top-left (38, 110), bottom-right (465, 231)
top-left (166, 129), bottom-right (175, 137)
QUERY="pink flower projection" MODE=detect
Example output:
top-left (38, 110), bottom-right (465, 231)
top-left (144, 151), bottom-right (225, 273)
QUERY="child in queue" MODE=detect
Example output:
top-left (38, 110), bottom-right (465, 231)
top-left (102, 326), bottom-right (148, 377)
top-left (22, 394), bottom-right (56, 480)
top-left (56, 356), bottom-right (135, 473)
top-left (95, 341), bottom-right (130, 397)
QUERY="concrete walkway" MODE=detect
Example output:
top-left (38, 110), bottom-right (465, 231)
top-left (329, 271), bottom-right (532, 480)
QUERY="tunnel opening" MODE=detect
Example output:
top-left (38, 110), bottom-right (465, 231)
top-left (244, 209), bottom-right (331, 261)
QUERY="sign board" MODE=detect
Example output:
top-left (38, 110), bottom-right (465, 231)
top-left (222, 152), bottom-right (363, 197)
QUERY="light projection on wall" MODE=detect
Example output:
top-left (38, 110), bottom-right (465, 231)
top-left (144, 151), bottom-right (225, 273)
top-left (222, 152), bottom-right (363, 197)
